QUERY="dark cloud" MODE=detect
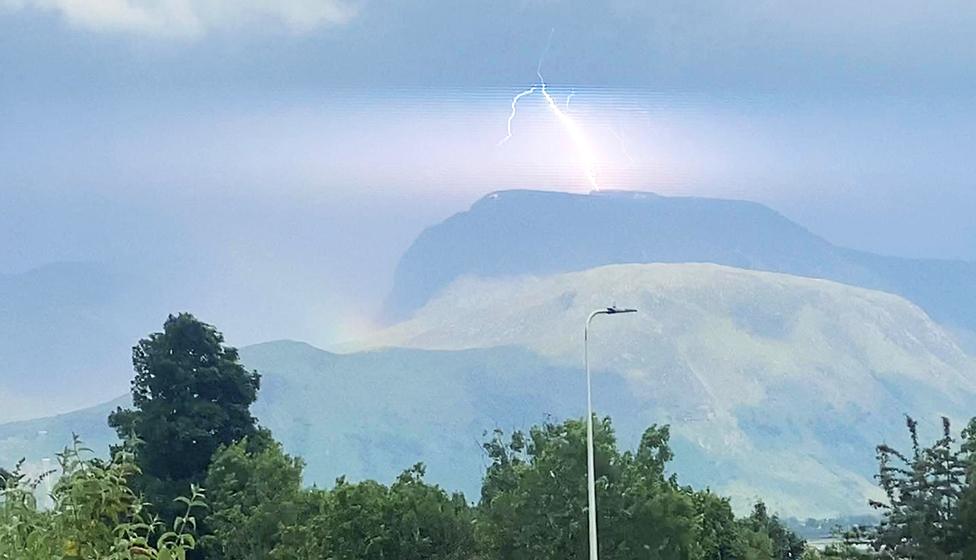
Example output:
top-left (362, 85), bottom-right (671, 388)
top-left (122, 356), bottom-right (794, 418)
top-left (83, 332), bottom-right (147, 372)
top-left (2, 0), bottom-right (976, 94)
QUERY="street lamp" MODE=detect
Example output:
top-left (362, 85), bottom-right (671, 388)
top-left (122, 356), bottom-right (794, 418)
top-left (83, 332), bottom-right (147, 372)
top-left (584, 306), bottom-right (637, 560)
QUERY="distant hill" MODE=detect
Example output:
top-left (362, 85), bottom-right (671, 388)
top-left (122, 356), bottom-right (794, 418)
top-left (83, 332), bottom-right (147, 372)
top-left (0, 262), bottom-right (159, 421)
top-left (0, 395), bottom-right (128, 469)
top-left (0, 342), bottom-right (610, 506)
top-left (382, 190), bottom-right (976, 333)
top-left (10, 190), bottom-right (973, 422)
top-left (5, 264), bottom-right (974, 517)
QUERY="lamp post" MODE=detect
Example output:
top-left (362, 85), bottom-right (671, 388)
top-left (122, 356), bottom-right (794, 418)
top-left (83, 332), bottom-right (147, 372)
top-left (584, 306), bottom-right (637, 560)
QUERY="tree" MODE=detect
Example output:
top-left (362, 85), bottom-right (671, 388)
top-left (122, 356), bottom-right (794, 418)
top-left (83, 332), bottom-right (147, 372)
top-left (204, 438), bottom-right (306, 559)
top-left (477, 417), bottom-right (700, 560)
top-left (273, 464), bottom-right (475, 560)
top-left (693, 491), bottom-right (779, 560)
top-left (108, 313), bottom-right (262, 520)
top-left (955, 418), bottom-right (976, 558)
top-left (846, 415), bottom-right (974, 559)
top-left (732, 525), bottom-right (776, 560)
top-left (693, 491), bottom-right (740, 559)
top-left (742, 502), bottom-right (805, 560)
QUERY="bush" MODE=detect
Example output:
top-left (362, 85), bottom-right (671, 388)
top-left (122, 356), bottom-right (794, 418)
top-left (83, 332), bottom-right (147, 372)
top-left (0, 437), bottom-right (204, 560)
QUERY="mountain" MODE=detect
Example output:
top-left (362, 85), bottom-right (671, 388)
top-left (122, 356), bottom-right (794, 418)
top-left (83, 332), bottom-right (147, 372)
top-left (0, 396), bottom-right (128, 474)
top-left (5, 264), bottom-right (974, 517)
top-left (0, 342), bottom-right (614, 504)
top-left (10, 190), bottom-right (973, 422)
top-left (382, 190), bottom-right (976, 334)
top-left (372, 263), bottom-right (976, 514)
top-left (0, 262), bottom-right (159, 421)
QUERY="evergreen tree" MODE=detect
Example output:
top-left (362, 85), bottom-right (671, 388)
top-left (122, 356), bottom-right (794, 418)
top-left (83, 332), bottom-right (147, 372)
top-left (957, 419), bottom-right (976, 558)
top-left (848, 416), bottom-right (972, 559)
top-left (108, 313), bottom-right (262, 519)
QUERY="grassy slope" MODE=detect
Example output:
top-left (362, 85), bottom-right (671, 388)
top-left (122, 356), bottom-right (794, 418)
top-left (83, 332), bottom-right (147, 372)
top-left (3, 264), bottom-right (974, 517)
top-left (371, 263), bottom-right (976, 515)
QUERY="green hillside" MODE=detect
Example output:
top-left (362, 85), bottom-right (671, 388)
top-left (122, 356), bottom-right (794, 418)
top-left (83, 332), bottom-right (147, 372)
top-left (1, 343), bottom-right (633, 501)
top-left (3, 264), bottom-right (974, 517)
top-left (371, 263), bottom-right (976, 514)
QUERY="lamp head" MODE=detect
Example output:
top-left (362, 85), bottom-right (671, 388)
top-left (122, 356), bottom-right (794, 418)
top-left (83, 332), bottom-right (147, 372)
top-left (606, 306), bottom-right (637, 314)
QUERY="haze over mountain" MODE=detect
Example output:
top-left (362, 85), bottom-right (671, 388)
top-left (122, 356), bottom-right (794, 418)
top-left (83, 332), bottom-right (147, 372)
top-left (5, 264), bottom-right (974, 517)
top-left (5, 189), bottom-right (973, 423)
top-left (0, 263), bottom-right (159, 420)
top-left (384, 190), bottom-right (976, 334)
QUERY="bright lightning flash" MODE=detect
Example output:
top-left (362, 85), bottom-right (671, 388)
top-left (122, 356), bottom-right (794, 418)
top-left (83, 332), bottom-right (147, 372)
top-left (499, 67), bottom-right (601, 189)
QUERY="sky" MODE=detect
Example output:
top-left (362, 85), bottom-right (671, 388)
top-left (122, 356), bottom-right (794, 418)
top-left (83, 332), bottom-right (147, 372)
top-left (2, 0), bottom-right (975, 349)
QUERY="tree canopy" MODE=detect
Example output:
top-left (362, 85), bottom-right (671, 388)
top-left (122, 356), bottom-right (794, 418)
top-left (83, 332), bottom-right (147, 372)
top-left (6, 313), bottom-right (897, 560)
top-left (477, 417), bottom-right (785, 560)
top-left (840, 416), bottom-right (976, 559)
top-left (108, 313), bottom-right (263, 524)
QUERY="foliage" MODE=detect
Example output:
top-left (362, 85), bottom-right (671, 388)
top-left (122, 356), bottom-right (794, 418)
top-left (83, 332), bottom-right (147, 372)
top-left (742, 502), bottom-right (806, 560)
top-left (958, 419), bottom-right (976, 559)
top-left (479, 417), bottom-right (701, 560)
top-left (203, 438), bottom-right (305, 559)
top-left (19, 309), bottom-right (947, 560)
top-left (0, 437), bottom-right (203, 560)
top-left (273, 464), bottom-right (475, 560)
top-left (693, 491), bottom-right (803, 560)
top-left (109, 313), bottom-right (262, 521)
top-left (844, 416), bottom-right (976, 559)
top-left (693, 491), bottom-right (746, 559)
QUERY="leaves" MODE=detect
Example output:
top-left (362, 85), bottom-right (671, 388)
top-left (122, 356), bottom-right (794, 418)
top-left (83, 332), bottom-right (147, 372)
top-left (480, 417), bottom-right (706, 560)
top-left (0, 439), bottom-right (204, 560)
top-left (845, 415), bottom-right (976, 559)
top-left (107, 312), bottom-right (262, 547)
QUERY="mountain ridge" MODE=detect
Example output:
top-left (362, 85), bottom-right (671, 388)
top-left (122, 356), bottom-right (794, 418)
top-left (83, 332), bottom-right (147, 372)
top-left (382, 190), bottom-right (976, 333)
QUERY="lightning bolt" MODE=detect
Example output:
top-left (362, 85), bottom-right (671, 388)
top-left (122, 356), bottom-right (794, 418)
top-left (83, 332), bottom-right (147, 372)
top-left (498, 31), bottom-right (600, 190)
top-left (610, 127), bottom-right (637, 168)
top-left (537, 78), bottom-right (599, 189)
top-left (498, 86), bottom-right (536, 146)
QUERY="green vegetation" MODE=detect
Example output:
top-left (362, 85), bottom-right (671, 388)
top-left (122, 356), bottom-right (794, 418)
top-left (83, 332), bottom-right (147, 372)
top-left (0, 438), bottom-right (204, 559)
top-left (3, 313), bottom-right (974, 559)
top-left (202, 439), bottom-right (305, 559)
top-left (373, 263), bottom-right (976, 515)
top-left (108, 313), bottom-right (263, 523)
top-left (8, 265), bottom-right (976, 516)
top-left (477, 420), bottom-right (700, 559)
top-left (270, 464), bottom-right (474, 559)
top-left (835, 417), bottom-right (976, 559)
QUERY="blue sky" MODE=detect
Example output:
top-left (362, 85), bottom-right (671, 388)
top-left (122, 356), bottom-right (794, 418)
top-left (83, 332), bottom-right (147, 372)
top-left (2, 0), bottom-right (975, 346)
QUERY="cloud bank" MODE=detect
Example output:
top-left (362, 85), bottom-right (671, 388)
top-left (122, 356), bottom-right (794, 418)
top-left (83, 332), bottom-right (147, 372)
top-left (1, 0), bottom-right (357, 37)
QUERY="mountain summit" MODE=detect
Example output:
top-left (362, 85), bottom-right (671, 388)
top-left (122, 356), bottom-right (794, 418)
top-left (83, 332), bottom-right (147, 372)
top-left (383, 190), bottom-right (976, 333)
